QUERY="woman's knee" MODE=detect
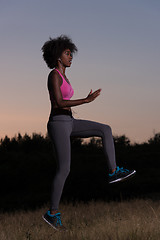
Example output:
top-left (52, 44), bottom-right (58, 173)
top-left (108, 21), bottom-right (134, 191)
top-left (103, 124), bottom-right (112, 134)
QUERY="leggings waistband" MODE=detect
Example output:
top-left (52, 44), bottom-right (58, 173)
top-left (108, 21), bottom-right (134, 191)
top-left (50, 109), bottom-right (73, 118)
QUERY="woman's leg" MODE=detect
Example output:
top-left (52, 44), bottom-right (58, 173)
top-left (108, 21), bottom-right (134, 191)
top-left (71, 118), bottom-right (117, 171)
top-left (47, 117), bottom-right (72, 211)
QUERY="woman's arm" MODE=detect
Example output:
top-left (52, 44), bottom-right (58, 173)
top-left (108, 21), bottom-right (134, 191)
top-left (48, 71), bottom-right (101, 108)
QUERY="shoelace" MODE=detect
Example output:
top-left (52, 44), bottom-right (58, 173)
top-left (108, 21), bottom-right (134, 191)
top-left (109, 166), bottom-right (129, 176)
top-left (54, 213), bottom-right (63, 226)
top-left (116, 166), bottom-right (129, 173)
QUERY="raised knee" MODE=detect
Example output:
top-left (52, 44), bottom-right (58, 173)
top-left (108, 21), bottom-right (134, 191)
top-left (104, 124), bottom-right (112, 133)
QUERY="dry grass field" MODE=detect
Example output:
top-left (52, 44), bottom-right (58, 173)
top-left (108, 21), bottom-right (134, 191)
top-left (0, 199), bottom-right (160, 240)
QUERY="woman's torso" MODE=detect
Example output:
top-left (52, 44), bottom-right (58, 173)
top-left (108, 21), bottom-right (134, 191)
top-left (48, 69), bottom-right (74, 112)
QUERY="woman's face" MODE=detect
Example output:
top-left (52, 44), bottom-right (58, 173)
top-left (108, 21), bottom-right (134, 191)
top-left (60, 49), bottom-right (73, 67)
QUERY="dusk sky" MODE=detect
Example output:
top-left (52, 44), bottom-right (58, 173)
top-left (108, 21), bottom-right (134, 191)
top-left (0, 0), bottom-right (160, 143)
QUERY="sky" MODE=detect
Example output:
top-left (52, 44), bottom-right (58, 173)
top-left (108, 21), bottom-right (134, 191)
top-left (0, 0), bottom-right (160, 143)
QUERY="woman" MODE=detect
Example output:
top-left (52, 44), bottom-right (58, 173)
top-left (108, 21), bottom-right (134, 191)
top-left (41, 35), bottom-right (136, 231)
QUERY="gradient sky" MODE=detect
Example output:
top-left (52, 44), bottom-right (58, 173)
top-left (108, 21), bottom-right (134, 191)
top-left (0, 0), bottom-right (160, 143)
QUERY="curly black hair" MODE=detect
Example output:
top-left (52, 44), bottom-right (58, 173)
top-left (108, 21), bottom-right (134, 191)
top-left (41, 35), bottom-right (78, 69)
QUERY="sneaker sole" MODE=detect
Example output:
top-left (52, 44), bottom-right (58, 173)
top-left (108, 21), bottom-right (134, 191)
top-left (109, 170), bottom-right (136, 184)
top-left (42, 215), bottom-right (58, 231)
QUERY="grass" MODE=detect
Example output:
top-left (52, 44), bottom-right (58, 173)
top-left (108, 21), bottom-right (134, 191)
top-left (0, 199), bottom-right (160, 240)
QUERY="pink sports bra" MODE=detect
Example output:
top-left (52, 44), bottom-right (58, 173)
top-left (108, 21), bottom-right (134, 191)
top-left (55, 69), bottom-right (74, 100)
top-left (49, 69), bottom-right (74, 105)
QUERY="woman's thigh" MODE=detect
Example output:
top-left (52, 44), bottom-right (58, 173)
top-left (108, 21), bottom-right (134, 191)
top-left (47, 117), bottom-right (73, 168)
top-left (71, 118), bottom-right (111, 138)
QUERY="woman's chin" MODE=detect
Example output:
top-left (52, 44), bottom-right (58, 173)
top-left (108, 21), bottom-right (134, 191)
top-left (66, 64), bottom-right (71, 68)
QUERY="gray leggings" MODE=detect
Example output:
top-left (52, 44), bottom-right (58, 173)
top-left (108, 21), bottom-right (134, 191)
top-left (47, 115), bottom-right (117, 210)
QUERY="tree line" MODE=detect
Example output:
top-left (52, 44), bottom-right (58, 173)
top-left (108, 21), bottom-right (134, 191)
top-left (0, 132), bottom-right (160, 211)
top-left (1, 131), bottom-right (160, 151)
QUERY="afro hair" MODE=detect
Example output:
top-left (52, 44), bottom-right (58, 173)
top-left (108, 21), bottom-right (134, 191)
top-left (41, 35), bottom-right (78, 69)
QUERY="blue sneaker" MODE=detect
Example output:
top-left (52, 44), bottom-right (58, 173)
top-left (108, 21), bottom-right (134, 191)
top-left (108, 166), bottom-right (136, 184)
top-left (42, 211), bottom-right (66, 231)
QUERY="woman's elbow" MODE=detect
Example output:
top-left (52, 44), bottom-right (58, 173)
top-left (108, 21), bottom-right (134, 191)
top-left (56, 100), bottom-right (65, 108)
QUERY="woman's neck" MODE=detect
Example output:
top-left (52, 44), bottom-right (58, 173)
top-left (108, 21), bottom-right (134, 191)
top-left (56, 63), bottom-right (66, 75)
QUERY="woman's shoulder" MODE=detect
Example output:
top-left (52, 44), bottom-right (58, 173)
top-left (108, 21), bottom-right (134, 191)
top-left (48, 69), bottom-right (61, 81)
top-left (48, 69), bottom-right (58, 78)
top-left (48, 69), bottom-right (62, 86)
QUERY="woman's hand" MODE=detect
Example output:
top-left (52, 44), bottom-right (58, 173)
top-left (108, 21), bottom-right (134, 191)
top-left (85, 89), bottom-right (102, 103)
